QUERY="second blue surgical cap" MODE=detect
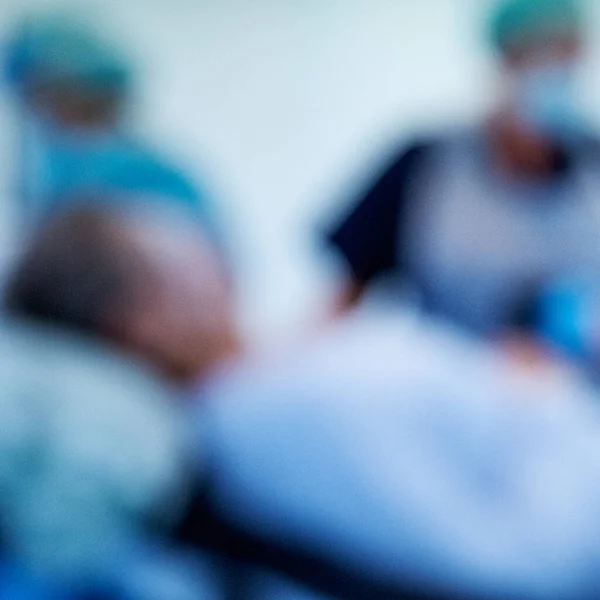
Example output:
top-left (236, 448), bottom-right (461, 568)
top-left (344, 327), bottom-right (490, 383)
top-left (489, 0), bottom-right (584, 54)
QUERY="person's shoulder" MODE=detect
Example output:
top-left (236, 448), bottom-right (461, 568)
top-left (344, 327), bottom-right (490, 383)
top-left (384, 134), bottom-right (440, 167)
top-left (93, 136), bottom-right (219, 226)
top-left (382, 127), bottom-right (472, 174)
top-left (577, 132), bottom-right (600, 160)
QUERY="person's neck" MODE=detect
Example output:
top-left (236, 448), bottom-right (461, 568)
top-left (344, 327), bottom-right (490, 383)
top-left (488, 113), bottom-right (564, 179)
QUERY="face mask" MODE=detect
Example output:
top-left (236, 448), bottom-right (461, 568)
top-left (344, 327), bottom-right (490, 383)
top-left (513, 64), bottom-right (581, 141)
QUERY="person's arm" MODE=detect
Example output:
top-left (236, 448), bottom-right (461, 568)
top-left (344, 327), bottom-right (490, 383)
top-left (333, 278), bottom-right (368, 316)
top-left (326, 142), bottom-right (431, 314)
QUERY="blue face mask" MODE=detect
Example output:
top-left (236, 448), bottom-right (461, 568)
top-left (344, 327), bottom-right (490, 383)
top-left (514, 64), bottom-right (581, 141)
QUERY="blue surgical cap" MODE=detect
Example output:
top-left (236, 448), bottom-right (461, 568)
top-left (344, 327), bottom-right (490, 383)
top-left (5, 13), bottom-right (132, 93)
top-left (489, 0), bottom-right (583, 55)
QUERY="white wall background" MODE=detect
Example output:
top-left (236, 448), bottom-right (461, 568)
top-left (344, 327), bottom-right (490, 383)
top-left (2, 0), bottom-right (600, 344)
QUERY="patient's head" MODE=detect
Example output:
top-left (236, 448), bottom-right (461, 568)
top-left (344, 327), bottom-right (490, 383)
top-left (5, 203), bottom-right (236, 383)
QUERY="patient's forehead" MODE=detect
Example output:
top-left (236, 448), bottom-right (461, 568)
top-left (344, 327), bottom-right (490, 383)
top-left (123, 205), bottom-right (227, 294)
top-left (132, 207), bottom-right (217, 262)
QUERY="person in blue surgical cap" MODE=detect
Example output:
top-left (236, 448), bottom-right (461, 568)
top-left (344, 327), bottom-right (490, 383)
top-left (327, 0), bottom-right (600, 339)
top-left (5, 13), bottom-right (214, 231)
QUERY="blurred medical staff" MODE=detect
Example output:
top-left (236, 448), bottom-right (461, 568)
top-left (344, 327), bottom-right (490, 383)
top-left (327, 0), bottom-right (600, 337)
top-left (4, 13), bottom-right (214, 231)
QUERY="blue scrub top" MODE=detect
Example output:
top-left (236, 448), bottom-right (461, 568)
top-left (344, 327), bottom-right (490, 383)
top-left (20, 123), bottom-right (216, 234)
